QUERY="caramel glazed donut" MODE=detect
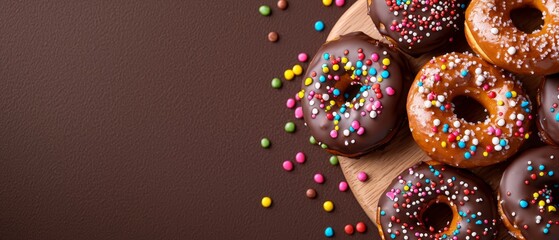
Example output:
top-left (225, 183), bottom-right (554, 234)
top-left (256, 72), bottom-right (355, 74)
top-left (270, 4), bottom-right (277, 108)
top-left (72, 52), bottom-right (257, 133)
top-left (377, 162), bottom-right (498, 240)
top-left (407, 52), bottom-right (532, 168)
top-left (300, 32), bottom-right (408, 157)
top-left (368, 0), bottom-right (468, 56)
top-left (465, 0), bottom-right (559, 75)
top-left (537, 76), bottom-right (559, 146)
top-left (499, 146), bottom-right (559, 239)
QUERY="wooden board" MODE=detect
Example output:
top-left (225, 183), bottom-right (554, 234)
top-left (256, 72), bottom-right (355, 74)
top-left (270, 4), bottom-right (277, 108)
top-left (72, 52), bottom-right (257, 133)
top-left (329, 1), bottom-right (543, 239)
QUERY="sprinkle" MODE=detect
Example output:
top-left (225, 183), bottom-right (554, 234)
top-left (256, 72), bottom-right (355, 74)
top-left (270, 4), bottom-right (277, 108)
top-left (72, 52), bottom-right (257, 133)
top-left (314, 173), bottom-right (325, 184)
top-left (294, 107), bottom-right (303, 119)
top-left (286, 98), bottom-right (295, 108)
top-left (507, 47), bottom-right (517, 55)
top-left (490, 28), bottom-right (499, 34)
top-left (259, 5), bottom-right (271, 16)
top-left (344, 224), bottom-right (354, 235)
top-left (335, 0), bottom-right (345, 7)
top-left (261, 138), bottom-right (271, 148)
top-left (282, 160), bottom-right (294, 171)
top-left (292, 64), bottom-right (303, 76)
top-left (271, 77), bottom-right (282, 89)
top-left (267, 32), bottom-right (279, 42)
top-left (322, 0), bottom-right (332, 7)
top-left (284, 69), bottom-right (295, 80)
top-left (329, 155), bottom-right (339, 165)
top-left (295, 152), bottom-right (306, 164)
top-left (357, 171), bottom-right (368, 182)
top-left (356, 222), bottom-right (367, 233)
top-left (284, 122), bottom-right (296, 133)
top-left (277, 0), bottom-right (288, 10)
top-left (323, 200), bottom-right (335, 212)
top-left (386, 87), bottom-right (395, 96)
top-left (339, 181), bottom-right (349, 192)
top-left (520, 200), bottom-right (529, 208)
top-left (297, 53), bottom-right (308, 62)
top-left (324, 227), bottom-right (334, 238)
top-left (309, 136), bottom-right (317, 145)
top-left (261, 196), bottom-right (272, 208)
top-left (314, 21), bottom-right (325, 32)
top-left (306, 188), bottom-right (317, 199)
top-left (382, 58), bottom-right (391, 66)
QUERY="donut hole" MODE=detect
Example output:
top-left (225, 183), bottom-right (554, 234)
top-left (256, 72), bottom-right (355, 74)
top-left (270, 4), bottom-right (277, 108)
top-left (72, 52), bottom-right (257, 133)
top-left (333, 75), bottom-right (363, 107)
top-left (510, 6), bottom-right (544, 34)
top-left (343, 84), bottom-right (363, 102)
top-left (421, 202), bottom-right (453, 233)
top-left (452, 96), bottom-right (489, 123)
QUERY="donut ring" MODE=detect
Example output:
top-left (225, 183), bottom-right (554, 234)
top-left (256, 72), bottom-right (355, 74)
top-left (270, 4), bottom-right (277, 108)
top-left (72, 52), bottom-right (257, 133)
top-left (465, 0), bottom-right (559, 75)
top-left (407, 52), bottom-right (532, 168)
top-left (499, 146), bottom-right (559, 239)
top-left (537, 76), bottom-right (559, 146)
top-left (377, 162), bottom-right (499, 240)
top-left (300, 32), bottom-right (409, 157)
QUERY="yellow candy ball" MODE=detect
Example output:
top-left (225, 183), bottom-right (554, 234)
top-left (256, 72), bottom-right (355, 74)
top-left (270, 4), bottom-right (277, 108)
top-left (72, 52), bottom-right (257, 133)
top-left (322, 0), bottom-right (332, 6)
top-left (284, 69), bottom-right (295, 80)
top-left (261, 196), bottom-right (272, 208)
top-left (305, 77), bottom-right (313, 86)
top-left (292, 65), bottom-right (303, 76)
top-left (323, 200), bottom-right (334, 212)
top-left (382, 58), bottom-right (391, 66)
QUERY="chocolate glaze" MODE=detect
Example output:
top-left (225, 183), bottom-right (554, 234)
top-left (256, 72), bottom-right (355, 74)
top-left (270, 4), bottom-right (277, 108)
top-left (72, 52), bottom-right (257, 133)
top-left (301, 32), bottom-right (409, 157)
top-left (407, 52), bottom-right (532, 168)
top-left (499, 146), bottom-right (559, 239)
top-left (537, 76), bottom-right (559, 146)
top-left (377, 162), bottom-right (498, 239)
top-left (367, 0), bottom-right (468, 56)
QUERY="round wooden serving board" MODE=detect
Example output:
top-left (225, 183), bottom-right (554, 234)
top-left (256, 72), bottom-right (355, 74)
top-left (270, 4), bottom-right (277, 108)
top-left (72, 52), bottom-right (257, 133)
top-left (329, 0), bottom-right (544, 239)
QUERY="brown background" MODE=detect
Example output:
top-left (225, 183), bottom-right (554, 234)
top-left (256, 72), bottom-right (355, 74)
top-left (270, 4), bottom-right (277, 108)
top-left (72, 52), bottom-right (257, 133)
top-left (0, 1), bottom-right (381, 239)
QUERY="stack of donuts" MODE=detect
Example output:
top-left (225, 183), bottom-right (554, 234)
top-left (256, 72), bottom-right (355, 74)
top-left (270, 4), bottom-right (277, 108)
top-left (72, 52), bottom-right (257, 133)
top-left (299, 0), bottom-right (559, 239)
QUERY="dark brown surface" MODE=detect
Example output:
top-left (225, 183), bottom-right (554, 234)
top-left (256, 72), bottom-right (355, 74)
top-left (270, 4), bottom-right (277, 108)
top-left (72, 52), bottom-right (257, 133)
top-left (0, 1), bottom-right (379, 239)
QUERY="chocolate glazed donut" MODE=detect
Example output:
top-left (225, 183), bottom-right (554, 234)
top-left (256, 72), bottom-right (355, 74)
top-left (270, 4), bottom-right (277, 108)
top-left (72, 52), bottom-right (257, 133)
top-left (537, 76), bottom-right (559, 146)
top-left (367, 0), bottom-right (469, 56)
top-left (300, 32), bottom-right (409, 157)
top-left (377, 162), bottom-right (498, 240)
top-left (498, 146), bottom-right (559, 239)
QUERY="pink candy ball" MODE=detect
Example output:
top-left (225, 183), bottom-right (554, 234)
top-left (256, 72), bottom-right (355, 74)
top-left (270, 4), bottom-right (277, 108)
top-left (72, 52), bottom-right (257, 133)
top-left (286, 98), bottom-right (296, 109)
top-left (357, 171), bottom-right (368, 182)
top-left (298, 53), bottom-right (308, 62)
top-left (283, 160), bottom-right (294, 171)
top-left (335, 0), bottom-right (345, 7)
top-left (295, 152), bottom-right (306, 164)
top-left (339, 181), bottom-right (348, 192)
top-left (314, 173), bottom-right (325, 184)
top-left (295, 107), bottom-right (304, 119)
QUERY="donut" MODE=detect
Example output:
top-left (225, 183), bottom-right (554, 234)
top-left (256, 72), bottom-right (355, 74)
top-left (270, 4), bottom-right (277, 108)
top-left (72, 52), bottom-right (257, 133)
top-left (367, 0), bottom-right (468, 56)
top-left (407, 52), bottom-right (532, 168)
top-left (377, 162), bottom-right (499, 240)
top-left (300, 32), bottom-right (409, 157)
top-left (465, 0), bottom-right (559, 75)
top-left (498, 146), bottom-right (559, 239)
top-left (537, 76), bottom-right (559, 146)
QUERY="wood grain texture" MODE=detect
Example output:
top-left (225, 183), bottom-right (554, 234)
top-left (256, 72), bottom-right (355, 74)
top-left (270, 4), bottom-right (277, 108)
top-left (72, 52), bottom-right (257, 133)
top-left (328, 1), bottom-right (542, 239)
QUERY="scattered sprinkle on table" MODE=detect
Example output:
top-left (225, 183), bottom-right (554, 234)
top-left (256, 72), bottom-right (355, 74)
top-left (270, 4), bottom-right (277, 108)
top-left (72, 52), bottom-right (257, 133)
top-left (292, 64), bottom-right (303, 76)
top-left (314, 173), bottom-right (325, 184)
top-left (284, 122), bottom-right (296, 133)
top-left (357, 171), bottom-right (368, 182)
top-left (284, 69), bottom-right (295, 80)
top-left (271, 77), bottom-right (282, 89)
top-left (338, 181), bottom-right (348, 192)
top-left (309, 136), bottom-right (317, 145)
top-left (295, 152), bottom-right (306, 163)
top-left (261, 196), bottom-right (272, 208)
top-left (259, 5), bottom-right (271, 16)
top-left (282, 160), bottom-right (294, 171)
top-left (323, 200), bottom-right (334, 212)
top-left (306, 188), bottom-right (317, 199)
top-left (294, 107), bottom-right (303, 119)
top-left (267, 31), bottom-right (279, 42)
top-left (286, 98), bottom-right (295, 109)
top-left (324, 227), bottom-right (334, 238)
top-left (277, 0), bottom-right (288, 10)
top-left (335, 0), bottom-right (345, 7)
top-left (344, 224), bottom-right (354, 235)
top-left (355, 222), bottom-right (367, 233)
top-left (329, 155), bottom-right (339, 165)
top-left (260, 138), bottom-right (271, 148)
top-left (297, 53), bottom-right (308, 62)
top-left (314, 20), bottom-right (325, 32)
top-left (322, 0), bottom-right (332, 7)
